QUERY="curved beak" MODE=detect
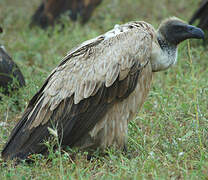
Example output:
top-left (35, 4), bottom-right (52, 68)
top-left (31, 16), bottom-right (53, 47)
top-left (186, 25), bottom-right (205, 39)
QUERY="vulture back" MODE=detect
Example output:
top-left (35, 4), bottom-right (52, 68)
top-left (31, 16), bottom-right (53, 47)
top-left (30, 0), bottom-right (103, 29)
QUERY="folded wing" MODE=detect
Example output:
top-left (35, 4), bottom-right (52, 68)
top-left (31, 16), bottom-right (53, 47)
top-left (1, 22), bottom-right (154, 160)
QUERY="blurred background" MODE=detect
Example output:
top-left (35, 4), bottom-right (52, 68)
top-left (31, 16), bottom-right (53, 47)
top-left (0, 0), bottom-right (202, 72)
top-left (0, 0), bottom-right (208, 179)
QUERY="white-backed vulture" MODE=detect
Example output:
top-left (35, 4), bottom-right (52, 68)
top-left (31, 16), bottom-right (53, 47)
top-left (0, 28), bottom-right (25, 97)
top-left (30, 0), bottom-right (103, 29)
top-left (1, 17), bottom-right (204, 160)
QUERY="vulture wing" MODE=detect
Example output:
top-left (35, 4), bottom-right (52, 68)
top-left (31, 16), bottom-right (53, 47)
top-left (1, 22), bottom-right (154, 160)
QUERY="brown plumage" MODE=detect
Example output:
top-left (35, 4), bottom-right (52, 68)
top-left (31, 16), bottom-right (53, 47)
top-left (189, 0), bottom-right (208, 30)
top-left (0, 28), bottom-right (25, 96)
top-left (0, 45), bottom-right (25, 97)
top-left (1, 17), bottom-right (204, 160)
top-left (30, 0), bottom-right (103, 29)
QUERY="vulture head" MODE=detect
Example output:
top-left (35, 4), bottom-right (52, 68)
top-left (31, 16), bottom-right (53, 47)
top-left (151, 17), bottom-right (204, 72)
top-left (157, 17), bottom-right (204, 45)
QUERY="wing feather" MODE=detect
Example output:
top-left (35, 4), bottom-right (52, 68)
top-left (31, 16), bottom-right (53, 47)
top-left (105, 63), bottom-right (120, 87)
top-left (1, 21), bottom-right (155, 160)
top-left (84, 80), bottom-right (96, 98)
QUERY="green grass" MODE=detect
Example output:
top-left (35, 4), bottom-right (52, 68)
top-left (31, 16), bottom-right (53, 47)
top-left (0, 0), bottom-right (208, 179)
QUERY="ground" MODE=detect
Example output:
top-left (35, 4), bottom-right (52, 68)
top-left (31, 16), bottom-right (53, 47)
top-left (0, 0), bottom-right (208, 179)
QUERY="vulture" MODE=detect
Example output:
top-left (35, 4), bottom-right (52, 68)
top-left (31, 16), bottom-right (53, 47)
top-left (189, 0), bottom-right (208, 31)
top-left (1, 17), bottom-right (204, 161)
top-left (0, 28), bottom-right (25, 97)
top-left (30, 0), bottom-right (103, 29)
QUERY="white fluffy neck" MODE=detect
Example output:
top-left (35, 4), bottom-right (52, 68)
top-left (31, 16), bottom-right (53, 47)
top-left (150, 34), bottom-right (178, 72)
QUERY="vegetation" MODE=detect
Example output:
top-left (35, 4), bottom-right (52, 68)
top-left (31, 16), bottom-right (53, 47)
top-left (0, 0), bottom-right (207, 179)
